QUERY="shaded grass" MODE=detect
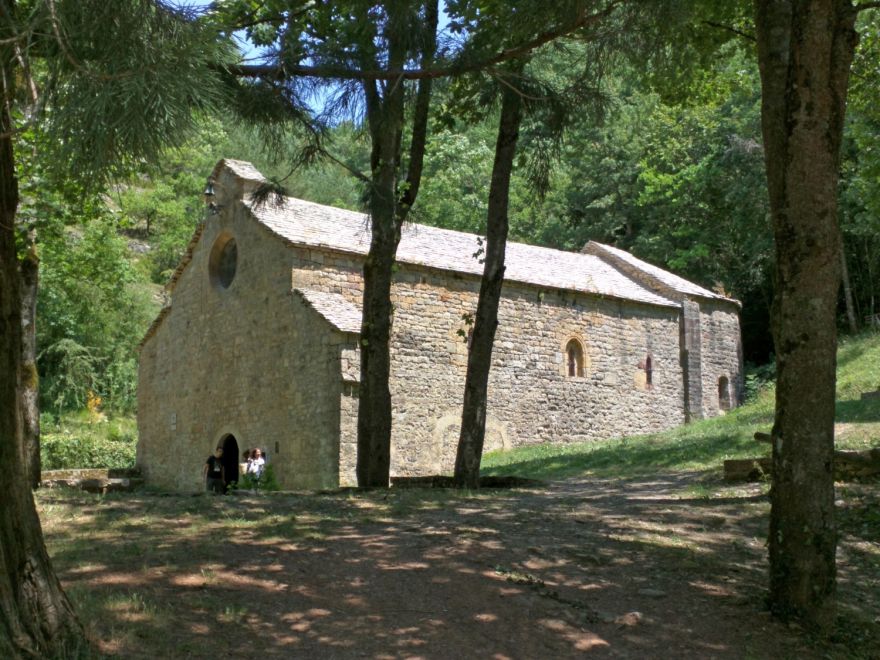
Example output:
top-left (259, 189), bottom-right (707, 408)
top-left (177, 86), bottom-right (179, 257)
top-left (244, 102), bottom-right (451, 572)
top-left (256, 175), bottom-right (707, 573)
top-left (481, 392), bottom-right (776, 481)
top-left (483, 330), bottom-right (880, 481)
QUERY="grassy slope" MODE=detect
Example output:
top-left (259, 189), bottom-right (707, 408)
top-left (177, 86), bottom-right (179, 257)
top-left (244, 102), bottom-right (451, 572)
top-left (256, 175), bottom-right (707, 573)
top-left (482, 331), bottom-right (880, 481)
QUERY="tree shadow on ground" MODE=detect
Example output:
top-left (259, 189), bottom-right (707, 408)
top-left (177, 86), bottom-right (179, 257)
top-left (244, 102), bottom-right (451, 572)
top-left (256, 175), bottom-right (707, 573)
top-left (36, 474), bottom-right (879, 659)
top-left (835, 397), bottom-right (880, 424)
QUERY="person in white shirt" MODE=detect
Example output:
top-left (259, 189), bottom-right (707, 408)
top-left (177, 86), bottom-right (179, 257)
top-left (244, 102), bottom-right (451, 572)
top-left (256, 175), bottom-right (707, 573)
top-left (246, 447), bottom-right (265, 478)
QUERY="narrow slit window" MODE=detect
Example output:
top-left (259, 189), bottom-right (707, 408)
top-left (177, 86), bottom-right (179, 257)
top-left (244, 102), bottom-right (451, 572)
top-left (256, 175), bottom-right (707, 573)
top-left (718, 376), bottom-right (731, 411)
top-left (566, 339), bottom-right (585, 378)
top-left (645, 355), bottom-right (653, 387)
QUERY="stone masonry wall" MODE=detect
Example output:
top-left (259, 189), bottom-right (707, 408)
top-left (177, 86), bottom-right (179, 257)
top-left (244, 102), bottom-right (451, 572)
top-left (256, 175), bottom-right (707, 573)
top-left (698, 301), bottom-right (744, 416)
top-left (137, 200), bottom-right (343, 491)
top-left (140, 193), bottom-right (743, 489)
top-left (680, 300), bottom-right (704, 422)
top-left (284, 247), bottom-right (690, 484)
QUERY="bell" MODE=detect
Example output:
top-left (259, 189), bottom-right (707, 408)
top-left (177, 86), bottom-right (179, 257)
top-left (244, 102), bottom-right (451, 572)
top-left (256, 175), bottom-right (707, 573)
top-left (203, 177), bottom-right (215, 203)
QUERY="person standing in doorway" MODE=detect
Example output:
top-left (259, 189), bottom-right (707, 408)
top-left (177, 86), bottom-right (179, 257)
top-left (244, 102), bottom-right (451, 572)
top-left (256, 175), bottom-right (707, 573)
top-left (203, 446), bottom-right (225, 494)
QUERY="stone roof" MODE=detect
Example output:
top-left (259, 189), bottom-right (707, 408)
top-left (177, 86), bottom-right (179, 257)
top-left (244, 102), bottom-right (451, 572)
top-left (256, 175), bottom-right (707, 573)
top-left (142, 159), bottom-right (740, 347)
top-left (583, 241), bottom-right (739, 305)
top-left (293, 289), bottom-right (361, 334)
top-left (211, 158), bottom-right (266, 184)
top-left (249, 196), bottom-right (679, 309)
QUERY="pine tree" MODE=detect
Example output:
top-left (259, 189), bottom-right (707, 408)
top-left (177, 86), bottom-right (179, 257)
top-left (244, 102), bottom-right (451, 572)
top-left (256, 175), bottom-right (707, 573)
top-left (0, 2), bottom-right (225, 654)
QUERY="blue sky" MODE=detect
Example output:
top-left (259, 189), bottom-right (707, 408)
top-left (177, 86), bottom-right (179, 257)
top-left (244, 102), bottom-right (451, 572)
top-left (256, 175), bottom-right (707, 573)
top-left (167, 0), bottom-right (266, 61)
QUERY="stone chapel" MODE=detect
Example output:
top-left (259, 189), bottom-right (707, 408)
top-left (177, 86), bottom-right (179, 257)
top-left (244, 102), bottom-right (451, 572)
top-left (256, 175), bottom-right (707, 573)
top-left (136, 159), bottom-right (743, 490)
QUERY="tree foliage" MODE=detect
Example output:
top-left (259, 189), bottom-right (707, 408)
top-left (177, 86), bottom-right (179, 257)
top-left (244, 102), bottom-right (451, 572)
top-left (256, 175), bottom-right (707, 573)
top-left (0, 1), bottom-right (233, 655)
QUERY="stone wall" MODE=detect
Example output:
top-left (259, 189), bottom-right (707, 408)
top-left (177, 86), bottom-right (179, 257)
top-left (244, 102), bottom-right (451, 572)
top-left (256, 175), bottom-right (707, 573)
top-left (680, 300), bottom-right (704, 421)
top-left (282, 246), bottom-right (691, 484)
top-left (137, 199), bottom-right (343, 491)
top-left (698, 300), bottom-right (744, 416)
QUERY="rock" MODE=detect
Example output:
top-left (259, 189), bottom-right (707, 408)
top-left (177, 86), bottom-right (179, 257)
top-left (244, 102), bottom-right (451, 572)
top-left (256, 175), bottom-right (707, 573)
top-left (637, 588), bottom-right (667, 598)
top-left (614, 611), bottom-right (643, 627)
top-left (80, 478), bottom-right (135, 494)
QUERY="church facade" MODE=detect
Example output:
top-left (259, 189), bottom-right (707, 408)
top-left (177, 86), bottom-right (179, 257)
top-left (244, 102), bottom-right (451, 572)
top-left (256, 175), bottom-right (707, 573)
top-left (136, 159), bottom-right (743, 491)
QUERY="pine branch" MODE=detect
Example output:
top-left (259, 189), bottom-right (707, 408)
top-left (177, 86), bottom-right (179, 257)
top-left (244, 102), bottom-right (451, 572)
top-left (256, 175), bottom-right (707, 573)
top-left (702, 20), bottom-right (756, 43)
top-left (225, 0), bottom-right (623, 82)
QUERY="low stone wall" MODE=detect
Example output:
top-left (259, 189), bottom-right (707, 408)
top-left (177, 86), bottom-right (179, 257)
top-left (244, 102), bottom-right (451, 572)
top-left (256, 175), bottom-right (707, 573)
top-left (41, 468), bottom-right (144, 494)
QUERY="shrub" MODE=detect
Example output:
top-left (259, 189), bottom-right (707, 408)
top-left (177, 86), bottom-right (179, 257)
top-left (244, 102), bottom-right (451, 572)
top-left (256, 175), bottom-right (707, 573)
top-left (744, 359), bottom-right (776, 403)
top-left (234, 464), bottom-right (280, 492)
top-left (41, 429), bottom-right (137, 470)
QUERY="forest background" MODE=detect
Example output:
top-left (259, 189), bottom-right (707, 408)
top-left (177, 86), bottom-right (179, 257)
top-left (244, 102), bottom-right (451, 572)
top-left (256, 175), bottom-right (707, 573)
top-left (27, 12), bottom-right (880, 459)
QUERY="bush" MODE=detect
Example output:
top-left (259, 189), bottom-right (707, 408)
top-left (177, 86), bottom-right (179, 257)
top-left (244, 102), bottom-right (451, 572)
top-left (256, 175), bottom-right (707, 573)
top-left (234, 464), bottom-right (280, 492)
top-left (40, 429), bottom-right (137, 470)
top-left (744, 359), bottom-right (776, 403)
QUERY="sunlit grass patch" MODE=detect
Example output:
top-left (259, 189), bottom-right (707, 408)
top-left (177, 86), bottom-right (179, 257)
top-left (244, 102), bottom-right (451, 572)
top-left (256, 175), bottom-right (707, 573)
top-left (104, 591), bottom-right (162, 623)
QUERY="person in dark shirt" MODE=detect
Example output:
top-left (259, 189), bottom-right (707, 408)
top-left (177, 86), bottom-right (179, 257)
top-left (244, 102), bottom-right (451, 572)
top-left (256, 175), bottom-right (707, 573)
top-left (203, 446), bottom-right (225, 494)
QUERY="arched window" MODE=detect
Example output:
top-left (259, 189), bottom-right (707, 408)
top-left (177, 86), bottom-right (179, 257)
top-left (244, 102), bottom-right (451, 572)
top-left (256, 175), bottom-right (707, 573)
top-left (209, 233), bottom-right (238, 289)
top-left (645, 355), bottom-right (653, 387)
top-left (566, 339), bottom-right (585, 378)
top-left (718, 376), bottom-right (731, 411)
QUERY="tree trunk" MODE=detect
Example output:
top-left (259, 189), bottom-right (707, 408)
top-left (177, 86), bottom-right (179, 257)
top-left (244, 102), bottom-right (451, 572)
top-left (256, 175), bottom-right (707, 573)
top-left (840, 240), bottom-right (858, 334)
top-left (754, 0), bottom-right (858, 631)
top-left (454, 83), bottom-right (523, 489)
top-left (19, 239), bottom-right (40, 490)
top-left (356, 53), bottom-right (408, 487)
top-left (355, 1), bottom-right (436, 488)
top-left (0, 40), bottom-right (85, 655)
top-left (356, 108), bottom-right (403, 488)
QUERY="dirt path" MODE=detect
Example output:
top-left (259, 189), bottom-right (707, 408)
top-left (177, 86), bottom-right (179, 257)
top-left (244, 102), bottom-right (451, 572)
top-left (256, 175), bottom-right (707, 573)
top-left (39, 472), bottom-right (877, 658)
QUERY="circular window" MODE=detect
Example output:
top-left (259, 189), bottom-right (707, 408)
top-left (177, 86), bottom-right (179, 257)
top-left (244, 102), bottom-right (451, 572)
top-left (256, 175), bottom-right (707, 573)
top-left (209, 234), bottom-right (238, 289)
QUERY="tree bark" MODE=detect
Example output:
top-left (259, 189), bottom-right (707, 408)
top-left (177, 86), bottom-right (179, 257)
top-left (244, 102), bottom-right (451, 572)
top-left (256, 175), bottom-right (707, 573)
top-left (754, 0), bottom-right (858, 631)
top-left (453, 82), bottom-right (523, 489)
top-left (356, 80), bottom-right (405, 488)
top-left (0, 25), bottom-right (85, 653)
top-left (19, 238), bottom-right (40, 490)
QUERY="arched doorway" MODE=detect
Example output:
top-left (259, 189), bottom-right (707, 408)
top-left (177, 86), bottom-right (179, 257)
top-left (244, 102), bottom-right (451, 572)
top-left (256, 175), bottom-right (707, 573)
top-left (219, 433), bottom-right (240, 490)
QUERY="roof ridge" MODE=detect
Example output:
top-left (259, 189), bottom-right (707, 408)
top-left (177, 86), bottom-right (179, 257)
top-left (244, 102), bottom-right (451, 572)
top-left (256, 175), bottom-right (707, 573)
top-left (583, 241), bottom-right (739, 306)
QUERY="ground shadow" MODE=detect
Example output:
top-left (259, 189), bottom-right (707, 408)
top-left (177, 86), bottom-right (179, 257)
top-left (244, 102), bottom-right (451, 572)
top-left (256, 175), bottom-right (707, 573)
top-left (36, 472), bottom-right (879, 659)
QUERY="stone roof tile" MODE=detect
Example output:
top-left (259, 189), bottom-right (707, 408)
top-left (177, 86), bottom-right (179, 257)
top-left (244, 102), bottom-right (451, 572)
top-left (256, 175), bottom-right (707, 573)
top-left (294, 288), bottom-right (362, 334)
top-left (250, 197), bottom-right (679, 309)
top-left (584, 241), bottom-right (738, 304)
top-left (211, 158), bottom-right (266, 184)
